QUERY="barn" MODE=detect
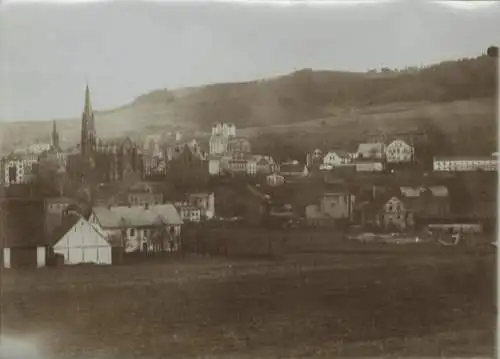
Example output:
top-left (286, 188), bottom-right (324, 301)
top-left (1, 197), bottom-right (48, 269)
top-left (53, 216), bottom-right (112, 265)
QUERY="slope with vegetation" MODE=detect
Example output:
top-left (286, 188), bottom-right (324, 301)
top-left (0, 52), bottom-right (497, 156)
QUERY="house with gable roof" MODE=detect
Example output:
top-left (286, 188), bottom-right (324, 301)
top-left (385, 139), bottom-right (414, 164)
top-left (89, 203), bottom-right (183, 254)
top-left (52, 215), bottom-right (112, 265)
top-left (359, 185), bottom-right (451, 231)
top-left (322, 150), bottom-right (353, 168)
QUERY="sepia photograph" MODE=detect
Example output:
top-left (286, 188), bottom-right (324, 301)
top-left (0, 0), bottom-right (498, 358)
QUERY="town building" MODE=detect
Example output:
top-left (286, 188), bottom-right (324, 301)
top-left (360, 185), bottom-right (451, 231)
top-left (266, 173), bottom-right (285, 187)
top-left (399, 186), bottom-right (451, 220)
top-left (227, 137), bottom-right (252, 154)
top-left (26, 143), bottom-right (52, 155)
top-left (209, 122), bottom-right (236, 155)
top-left (278, 161), bottom-right (309, 178)
top-left (322, 150), bottom-right (352, 167)
top-left (256, 156), bottom-right (276, 175)
top-left (220, 152), bottom-right (249, 175)
top-left (143, 150), bottom-right (167, 180)
top-left (385, 139), bottom-right (414, 163)
top-left (208, 155), bottom-right (222, 176)
top-left (126, 182), bottom-right (164, 207)
top-left (355, 161), bottom-right (385, 172)
top-left (379, 196), bottom-right (414, 231)
top-left (1, 152), bottom-right (39, 187)
top-left (175, 203), bottom-right (202, 223)
top-left (356, 143), bottom-right (386, 161)
top-left (89, 203), bottom-right (183, 254)
top-left (433, 156), bottom-right (498, 172)
top-left (187, 192), bottom-right (215, 220)
top-left (319, 192), bottom-right (355, 221)
top-left (165, 142), bottom-right (209, 188)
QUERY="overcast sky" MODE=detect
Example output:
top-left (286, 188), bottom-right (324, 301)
top-left (0, 0), bottom-right (499, 122)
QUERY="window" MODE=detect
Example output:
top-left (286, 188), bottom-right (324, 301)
top-left (129, 228), bottom-right (135, 236)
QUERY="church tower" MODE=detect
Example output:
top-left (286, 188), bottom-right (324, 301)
top-left (52, 120), bottom-right (60, 151)
top-left (81, 84), bottom-right (97, 160)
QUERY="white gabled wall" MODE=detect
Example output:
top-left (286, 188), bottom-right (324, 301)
top-left (54, 217), bottom-right (112, 265)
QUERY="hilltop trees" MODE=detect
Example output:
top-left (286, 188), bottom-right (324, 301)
top-left (487, 46), bottom-right (498, 58)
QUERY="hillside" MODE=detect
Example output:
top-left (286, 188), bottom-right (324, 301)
top-left (0, 53), bottom-right (497, 154)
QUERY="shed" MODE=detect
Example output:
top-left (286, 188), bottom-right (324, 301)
top-left (1, 197), bottom-right (48, 269)
top-left (53, 216), bottom-right (112, 265)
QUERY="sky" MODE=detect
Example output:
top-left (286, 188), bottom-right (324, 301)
top-left (0, 0), bottom-right (499, 122)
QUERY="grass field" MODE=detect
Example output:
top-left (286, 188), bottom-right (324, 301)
top-left (1, 232), bottom-right (496, 359)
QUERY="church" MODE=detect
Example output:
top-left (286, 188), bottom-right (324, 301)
top-left (66, 85), bottom-right (142, 186)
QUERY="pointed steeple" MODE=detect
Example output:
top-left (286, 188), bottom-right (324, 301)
top-left (52, 120), bottom-right (60, 150)
top-left (81, 82), bottom-right (97, 160)
top-left (83, 83), bottom-right (95, 131)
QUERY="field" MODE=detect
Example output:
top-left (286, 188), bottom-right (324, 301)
top-left (1, 230), bottom-right (496, 359)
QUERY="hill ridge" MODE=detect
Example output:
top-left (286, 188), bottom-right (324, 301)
top-left (0, 54), bottom-right (497, 154)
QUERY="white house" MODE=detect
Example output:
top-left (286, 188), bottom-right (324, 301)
top-left (208, 156), bottom-right (222, 175)
top-left (53, 217), bottom-right (112, 265)
top-left (211, 122), bottom-right (236, 137)
top-left (323, 151), bottom-right (352, 167)
top-left (266, 173), bottom-right (285, 187)
top-left (246, 156), bottom-right (258, 176)
top-left (175, 203), bottom-right (202, 223)
top-left (27, 143), bottom-right (52, 154)
top-left (385, 140), bottom-right (414, 163)
top-left (187, 192), bottom-right (215, 220)
top-left (1, 154), bottom-right (39, 187)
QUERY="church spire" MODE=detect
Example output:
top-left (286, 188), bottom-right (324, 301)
top-left (52, 120), bottom-right (60, 150)
top-left (81, 83), bottom-right (96, 159)
top-left (84, 83), bottom-right (95, 131)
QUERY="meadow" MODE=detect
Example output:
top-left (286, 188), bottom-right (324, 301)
top-left (1, 233), bottom-right (495, 359)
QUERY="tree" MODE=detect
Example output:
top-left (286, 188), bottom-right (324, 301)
top-left (487, 46), bottom-right (498, 58)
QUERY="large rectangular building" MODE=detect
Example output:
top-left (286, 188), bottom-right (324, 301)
top-left (433, 156), bottom-right (498, 172)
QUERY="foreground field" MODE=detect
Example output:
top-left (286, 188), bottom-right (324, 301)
top-left (1, 249), bottom-right (495, 359)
